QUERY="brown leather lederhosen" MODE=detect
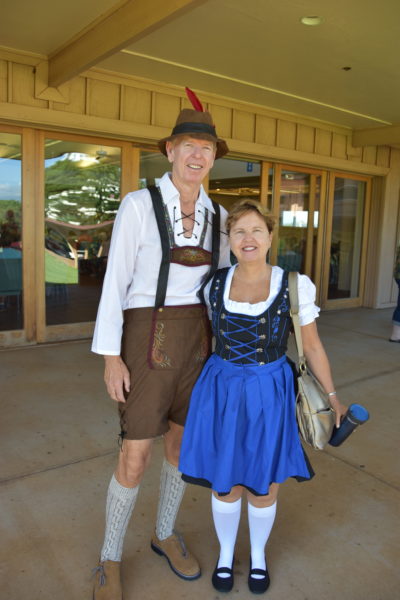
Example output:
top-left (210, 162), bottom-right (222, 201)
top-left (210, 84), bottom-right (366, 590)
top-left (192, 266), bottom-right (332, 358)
top-left (119, 186), bottom-right (221, 440)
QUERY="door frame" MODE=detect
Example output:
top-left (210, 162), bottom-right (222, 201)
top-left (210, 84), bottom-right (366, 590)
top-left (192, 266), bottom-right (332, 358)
top-left (38, 130), bottom-right (138, 343)
top-left (270, 163), bottom-right (327, 302)
top-left (320, 171), bottom-right (372, 309)
top-left (0, 124), bottom-right (33, 346)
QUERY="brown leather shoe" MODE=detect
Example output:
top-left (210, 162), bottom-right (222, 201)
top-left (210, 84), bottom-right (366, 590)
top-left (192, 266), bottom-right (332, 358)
top-left (151, 531), bottom-right (201, 580)
top-left (92, 560), bottom-right (122, 600)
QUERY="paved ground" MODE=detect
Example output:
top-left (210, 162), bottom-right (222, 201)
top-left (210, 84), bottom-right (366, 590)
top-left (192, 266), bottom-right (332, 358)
top-left (0, 307), bottom-right (399, 600)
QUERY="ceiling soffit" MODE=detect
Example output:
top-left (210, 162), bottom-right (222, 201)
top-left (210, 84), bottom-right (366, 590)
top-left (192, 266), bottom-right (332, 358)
top-left (1, 0), bottom-right (400, 137)
top-left (48, 0), bottom-right (206, 88)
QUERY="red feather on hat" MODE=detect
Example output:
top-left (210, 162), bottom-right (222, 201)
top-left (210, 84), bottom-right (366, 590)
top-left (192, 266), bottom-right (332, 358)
top-left (185, 87), bottom-right (204, 112)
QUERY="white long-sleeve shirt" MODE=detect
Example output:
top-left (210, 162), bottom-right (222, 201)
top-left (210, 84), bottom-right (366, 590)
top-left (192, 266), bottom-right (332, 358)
top-left (92, 173), bottom-right (230, 355)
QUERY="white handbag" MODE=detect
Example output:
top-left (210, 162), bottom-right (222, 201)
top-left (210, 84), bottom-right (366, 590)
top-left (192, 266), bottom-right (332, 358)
top-left (288, 272), bottom-right (334, 450)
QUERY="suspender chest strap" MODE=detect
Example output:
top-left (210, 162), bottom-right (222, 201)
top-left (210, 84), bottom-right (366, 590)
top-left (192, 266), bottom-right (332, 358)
top-left (148, 186), bottom-right (221, 309)
top-left (148, 186), bottom-right (171, 309)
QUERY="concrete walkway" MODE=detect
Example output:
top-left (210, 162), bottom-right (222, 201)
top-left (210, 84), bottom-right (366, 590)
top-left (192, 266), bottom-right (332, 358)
top-left (0, 307), bottom-right (399, 600)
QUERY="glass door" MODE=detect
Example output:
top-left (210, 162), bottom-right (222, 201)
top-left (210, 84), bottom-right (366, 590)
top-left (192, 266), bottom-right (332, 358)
top-left (43, 138), bottom-right (122, 328)
top-left (321, 173), bottom-right (371, 308)
top-left (0, 131), bottom-right (23, 337)
top-left (37, 134), bottom-right (130, 343)
top-left (139, 149), bottom-right (170, 187)
top-left (271, 165), bottom-right (326, 297)
top-left (208, 157), bottom-right (262, 211)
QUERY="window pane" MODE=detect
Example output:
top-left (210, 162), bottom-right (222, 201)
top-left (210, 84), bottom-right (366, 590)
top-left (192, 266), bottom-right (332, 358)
top-left (209, 158), bottom-right (261, 210)
top-left (265, 166), bottom-right (274, 211)
top-left (328, 178), bottom-right (365, 299)
top-left (277, 170), bottom-right (310, 272)
top-left (139, 150), bottom-right (170, 187)
top-left (0, 133), bottom-right (22, 331)
top-left (44, 140), bottom-right (121, 325)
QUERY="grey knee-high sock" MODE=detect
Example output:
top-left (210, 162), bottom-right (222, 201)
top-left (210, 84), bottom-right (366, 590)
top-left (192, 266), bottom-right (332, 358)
top-left (100, 474), bottom-right (139, 562)
top-left (155, 459), bottom-right (186, 540)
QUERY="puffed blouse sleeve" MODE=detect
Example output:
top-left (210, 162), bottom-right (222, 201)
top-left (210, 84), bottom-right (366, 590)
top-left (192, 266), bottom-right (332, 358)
top-left (297, 273), bottom-right (320, 326)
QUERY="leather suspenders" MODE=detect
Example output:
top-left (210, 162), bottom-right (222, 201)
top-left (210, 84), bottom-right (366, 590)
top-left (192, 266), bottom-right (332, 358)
top-left (148, 186), bottom-right (171, 309)
top-left (148, 185), bottom-right (220, 309)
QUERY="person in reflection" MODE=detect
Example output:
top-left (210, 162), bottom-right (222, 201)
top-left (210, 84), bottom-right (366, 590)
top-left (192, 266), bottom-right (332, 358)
top-left (179, 199), bottom-right (347, 594)
top-left (389, 242), bottom-right (400, 342)
top-left (91, 89), bottom-right (231, 600)
top-left (0, 209), bottom-right (21, 247)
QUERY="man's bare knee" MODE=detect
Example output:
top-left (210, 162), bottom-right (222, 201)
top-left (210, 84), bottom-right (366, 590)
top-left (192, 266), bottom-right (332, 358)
top-left (164, 421), bottom-right (184, 467)
top-left (116, 438), bottom-right (153, 487)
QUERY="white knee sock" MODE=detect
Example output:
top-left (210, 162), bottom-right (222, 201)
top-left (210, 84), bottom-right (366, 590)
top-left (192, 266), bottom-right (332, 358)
top-left (248, 502), bottom-right (277, 577)
top-left (212, 495), bottom-right (242, 576)
top-left (155, 459), bottom-right (187, 540)
top-left (100, 474), bottom-right (139, 562)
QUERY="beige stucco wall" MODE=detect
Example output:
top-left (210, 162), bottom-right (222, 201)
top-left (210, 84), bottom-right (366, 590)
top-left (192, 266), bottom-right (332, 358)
top-left (0, 48), bottom-right (398, 309)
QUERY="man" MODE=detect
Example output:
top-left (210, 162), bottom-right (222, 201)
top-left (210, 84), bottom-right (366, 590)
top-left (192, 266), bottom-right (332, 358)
top-left (91, 96), bottom-right (230, 599)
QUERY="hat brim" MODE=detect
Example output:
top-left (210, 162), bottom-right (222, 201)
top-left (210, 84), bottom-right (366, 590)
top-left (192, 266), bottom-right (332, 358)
top-left (158, 133), bottom-right (229, 160)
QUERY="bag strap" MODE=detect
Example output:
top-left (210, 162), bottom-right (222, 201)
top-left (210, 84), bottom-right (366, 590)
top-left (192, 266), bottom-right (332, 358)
top-left (288, 271), bottom-right (306, 370)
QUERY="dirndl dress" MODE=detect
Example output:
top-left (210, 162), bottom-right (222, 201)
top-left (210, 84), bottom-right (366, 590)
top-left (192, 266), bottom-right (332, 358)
top-left (179, 267), bottom-right (314, 496)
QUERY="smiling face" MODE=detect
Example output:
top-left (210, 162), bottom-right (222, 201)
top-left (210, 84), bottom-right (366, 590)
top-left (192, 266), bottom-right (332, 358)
top-left (166, 136), bottom-right (216, 189)
top-left (229, 210), bottom-right (273, 265)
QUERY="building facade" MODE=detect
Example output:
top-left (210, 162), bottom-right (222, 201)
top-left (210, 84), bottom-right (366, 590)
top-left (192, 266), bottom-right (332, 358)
top-left (0, 47), bottom-right (399, 347)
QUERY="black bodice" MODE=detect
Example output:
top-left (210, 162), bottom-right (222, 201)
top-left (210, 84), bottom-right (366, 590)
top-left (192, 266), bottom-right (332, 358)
top-left (209, 268), bottom-right (292, 365)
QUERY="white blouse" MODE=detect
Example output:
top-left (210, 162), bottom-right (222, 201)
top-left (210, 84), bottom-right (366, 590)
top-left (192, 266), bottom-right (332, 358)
top-left (204, 264), bottom-right (320, 326)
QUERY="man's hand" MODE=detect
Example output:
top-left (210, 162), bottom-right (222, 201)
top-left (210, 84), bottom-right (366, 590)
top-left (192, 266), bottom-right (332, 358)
top-left (104, 355), bottom-right (130, 403)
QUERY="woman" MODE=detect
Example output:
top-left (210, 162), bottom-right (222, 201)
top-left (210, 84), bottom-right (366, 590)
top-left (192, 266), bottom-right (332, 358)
top-left (179, 199), bottom-right (347, 594)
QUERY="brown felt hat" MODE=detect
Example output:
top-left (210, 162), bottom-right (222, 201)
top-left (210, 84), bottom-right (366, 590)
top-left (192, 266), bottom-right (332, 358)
top-left (158, 108), bottom-right (229, 160)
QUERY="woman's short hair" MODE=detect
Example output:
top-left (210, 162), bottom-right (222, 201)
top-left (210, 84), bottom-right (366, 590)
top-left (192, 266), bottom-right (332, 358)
top-left (226, 198), bottom-right (275, 234)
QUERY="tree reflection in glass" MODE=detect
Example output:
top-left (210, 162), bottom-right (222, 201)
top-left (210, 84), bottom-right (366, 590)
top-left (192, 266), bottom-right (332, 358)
top-left (44, 141), bottom-right (121, 326)
top-left (0, 132), bottom-right (22, 331)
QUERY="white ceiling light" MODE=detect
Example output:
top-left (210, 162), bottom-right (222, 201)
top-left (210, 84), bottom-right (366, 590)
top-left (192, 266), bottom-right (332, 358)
top-left (300, 16), bottom-right (323, 26)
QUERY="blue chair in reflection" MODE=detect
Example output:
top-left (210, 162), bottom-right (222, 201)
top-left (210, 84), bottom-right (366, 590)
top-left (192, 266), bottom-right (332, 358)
top-left (0, 248), bottom-right (22, 310)
top-left (277, 251), bottom-right (303, 272)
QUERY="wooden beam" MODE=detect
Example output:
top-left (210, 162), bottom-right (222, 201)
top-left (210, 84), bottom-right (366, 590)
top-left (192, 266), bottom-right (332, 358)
top-left (353, 124), bottom-right (400, 147)
top-left (48, 0), bottom-right (206, 88)
top-left (35, 61), bottom-right (70, 102)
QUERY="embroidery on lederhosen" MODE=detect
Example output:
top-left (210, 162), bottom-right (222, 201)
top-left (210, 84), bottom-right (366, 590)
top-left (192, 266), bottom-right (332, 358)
top-left (151, 321), bottom-right (172, 367)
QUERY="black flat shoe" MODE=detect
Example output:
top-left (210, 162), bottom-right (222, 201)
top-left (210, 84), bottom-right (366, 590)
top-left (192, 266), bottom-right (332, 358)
top-left (248, 557), bottom-right (270, 594)
top-left (212, 558), bottom-right (234, 593)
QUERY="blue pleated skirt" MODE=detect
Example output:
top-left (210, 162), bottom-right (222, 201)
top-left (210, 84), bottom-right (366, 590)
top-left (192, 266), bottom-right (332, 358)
top-left (179, 353), bottom-right (313, 495)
